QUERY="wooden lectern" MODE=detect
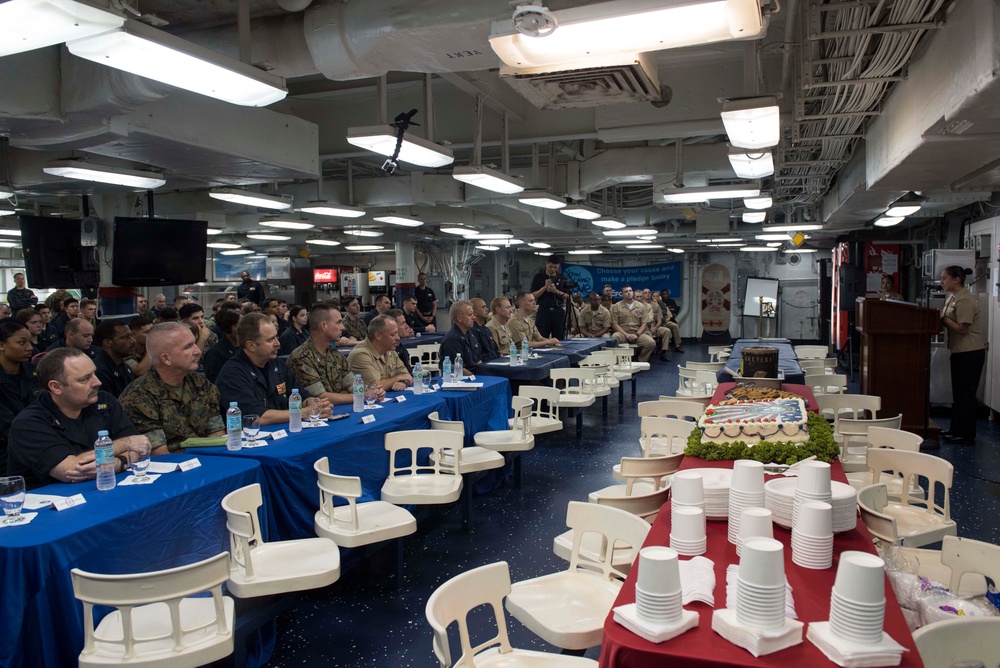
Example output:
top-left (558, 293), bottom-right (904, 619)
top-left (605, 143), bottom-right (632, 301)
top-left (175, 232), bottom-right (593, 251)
top-left (856, 298), bottom-right (943, 439)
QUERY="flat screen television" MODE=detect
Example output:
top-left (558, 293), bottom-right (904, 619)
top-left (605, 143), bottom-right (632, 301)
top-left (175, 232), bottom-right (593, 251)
top-left (19, 216), bottom-right (100, 288)
top-left (112, 217), bottom-right (208, 286)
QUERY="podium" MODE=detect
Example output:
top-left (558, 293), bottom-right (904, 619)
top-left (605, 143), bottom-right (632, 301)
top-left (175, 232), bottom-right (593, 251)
top-left (856, 298), bottom-right (943, 438)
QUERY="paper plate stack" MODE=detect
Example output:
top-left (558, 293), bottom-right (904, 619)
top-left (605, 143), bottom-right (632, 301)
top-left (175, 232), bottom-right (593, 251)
top-left (764, 478), bottom-right (857, 533)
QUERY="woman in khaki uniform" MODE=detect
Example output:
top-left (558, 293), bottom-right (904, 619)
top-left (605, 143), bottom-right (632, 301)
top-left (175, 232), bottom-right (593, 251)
top-left (939, 265), bottom-right (985, 444)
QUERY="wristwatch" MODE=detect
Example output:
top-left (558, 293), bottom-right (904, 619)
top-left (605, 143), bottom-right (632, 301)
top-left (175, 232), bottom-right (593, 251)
top-left (117, 455), bottom-right (130, 472)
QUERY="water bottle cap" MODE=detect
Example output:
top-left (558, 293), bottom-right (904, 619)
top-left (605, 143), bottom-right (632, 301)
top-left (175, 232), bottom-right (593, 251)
top-left (292, 389), bottom-right (299, 394)
top-left (98, 430), bottom-right (109, 437)
top-left (230, 402), bottom-right (239, 407)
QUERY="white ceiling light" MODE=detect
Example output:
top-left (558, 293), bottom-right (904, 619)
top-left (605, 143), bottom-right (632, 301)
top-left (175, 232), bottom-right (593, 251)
top-left (206, 228), bottom-right (224, 236)
top-left (592, 217), bottom-right (627, 230)
top-left (0, 185), bottom-right (13, 199)
top-left (259, 219), bottom-right (314, 230)
top-left (568, 249), bottom-right (603, 255)
top-left (740, 246), bottom-right (777, 252)
top-left (0, 0), bottom-right (125, 59)
top-left (219, 248), bottom-right (254, 255)
top-left (560, 203), bottom-right (601, 220)
top-left (43, 160), bottom-right (165, 189)
top-left (761, 223), bottom-right (823, 232)
top-left (874, 216), bottom-right (904, 227)
top-left (503, 239), bottom-right (525, 245)
top-left (705, 237), bottom-right (743, 243)
top-left (439, 225), bottom-right (478, 236)
top-left (470, 232), bottom-right (514, 240)
top-left (346, 125), bottom-right (454, 168)
top-left (528, 241), bottom-right (551, 249)
top-left (476, 245), bottom-right (500, 251)
top-left (344, 244), bottom-right (385, 251)
top-left (766, 242), bottom-right (783, 247)
top-left (372, 214), bottom-right (423, 227)
top-left (756, 233), bottom-right (791, 241)
top-left (667, 248), bottom-right (685, 253)
top-left (744, 194), bottom-right (772, 210)
top-left (518, 192), bottom-right (566, 209)
top-left (885, 204), bottom-right (920, 217)
top-left (246, 233), bottom-right (291, 241)
top-left (626, 244), bottom-right (665, 249)
top-left (0, 229), bottom-right (21, 236)
top-left (489, 0), bottom-right (763, 70)
top-left (0, 210), bottom-right (16, 217)
top-left (715, 243), bottom-right (745, 247)
top-left (209, 188), bottom-right (292, 210)
top-left (343, 229), bottom-right (383, 237)
top-left (721, 96), bottom-right (780, 149)
top-left (66, 19), bottom-right (286, 107)
top-left (534, 251), bottom-right (554, 256)
top-left (728, 148), bottom-right (774, 178)
top-left (784, 248), bottom-right (817, 253)
top-left (453, 165), bottom-right (524, 194)
top-left (0, 241), bottom-right (19, 248)
top-left (207, 242), bottom-right (241, 249)
top-left (306, 238), bottom-right (341, 246)
top-left (602, 228), bottom-right (658, 238)
top-left (742, 211), bottom-right (767, 223)
top-left (656, 183), bottom-right (760, 204)
top-left (298, 202), bottom-right (365, 218)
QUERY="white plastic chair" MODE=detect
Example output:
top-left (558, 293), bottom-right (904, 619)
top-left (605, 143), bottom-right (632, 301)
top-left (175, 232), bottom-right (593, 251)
top-left (428, 411), bottom-right (506, 475)
top-left (708, 346), bottom-right (732, 363)
top-left (844, 427), bottom-right (924, 497)
top-left (659, 394), bottom-right (713, 410)
top-left (313, 457), bottom-right (416, 549)
top-left (475, 396), bottom-right (535, 488)
top-left (426, 561), bottom-right (597, 668)
top-left (381, 430), bottom-right (464, 505)
top-left (72, 553), bottom-right (234, 668)
top-left (804, 372), bottom-right (848, 395)
top-left (795, 345), bottom-right (829, 359)
top-left (591, 349), bottom-right (633, 407)
top-left (222, 483), bottom-right (341, 597)
top-left (577, 358), bottom-right (614, 416)
top-left (816, 393), bottom-right (880, 423)
top-left (639, 416), bottom-right (693, 457)
top-left (593, 453), bottom-right (682, 501)
top-left (684, 360), bottom-right (725, 372)
top-left (509, 385), bottom-right (563, 435)
top-left (505, 502), bottom-right (651, 651)
top-left (613, 345), bottom-right (650, 373)
top-left (550, 368), bottom-right (597, 438)
top-left (913, 617), bottom-right (1000, 668)
top-left (414, 343), bottom-right (441, 373)
top-left (836, 414), bottom-right (903, 472)
top-left (638, 399), bottom-right (704, 422)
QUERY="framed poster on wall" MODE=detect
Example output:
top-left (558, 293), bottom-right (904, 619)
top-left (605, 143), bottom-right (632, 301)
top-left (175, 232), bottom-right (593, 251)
top-left (212, 253), bottom-right (266, 282)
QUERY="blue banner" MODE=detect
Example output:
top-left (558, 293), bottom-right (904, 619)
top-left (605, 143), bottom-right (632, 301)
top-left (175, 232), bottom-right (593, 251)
top-left (562, 262), bottom-right (682, 300)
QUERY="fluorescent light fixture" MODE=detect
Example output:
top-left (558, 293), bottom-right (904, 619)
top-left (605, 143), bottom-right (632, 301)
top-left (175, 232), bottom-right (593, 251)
top-left (470, 232), bottom-right (514, 240)
top-left (766, 242), bottom-right (783, 247)
top-left (656, 183), bottom-right (760, 204)
top-left (518, 192), bottom-right (566, 209)
top-left (0, 210), bottom-right (16, 217)
top-left (784, 248), bottom-right (817, 253)
top-left (592, 217), bottom-right (627, 230)
top-left (715, 243), bottom-right (744, 247)
top-left (206, 228), bottom-right (224, 235)
top-left (728, 148), bottom-right (774, 178)
top-left (721, 96), bottom-right (780, 149)
top-left (744, 194), bottom-right (772, 210)
top-left (66, 19), bottom-right (286, 106)
top-left (0, 185), bottom-right (13, 199)
top-left (560, 203), bottom-right (601, 220)
top-left (372, 214), bottom-right (423, 227)
top-left (209, 188), bottom-right (292, 210)
top-left (0, 241), bottom-right (19, 248)
top-left (43, 160), bottom-right (165, 189)
top-left (298, 201), bottom-right (365, 218)
top-left (534, 251), bottom-right (553, 256)
top-left (696, 238), bottom-right (714, 243)
top-left (246, 233), bottom-right (291, 241)
top-left (0, 0), bottom-right (125, 58)
top-left (453, 165), bottom-right (524, 194)
top-left (476, 245), bottom-right (500, 251)
top-left (346, 125), bottom-right (454, 168)
top-left (608, 239), bottom-right (649, 245)
top-left (344, 244), bottom-right (385, 251)
top-left (528, 241), bottom-right (551, 249)
top-left (439, 225), bottom-right (478, 236)
top-left (568, 249), bottom-right (603, 255)
top-left (626, 244), bottom-right (665, 249)
top-left (874, 216), bottom-right (904, 227)
top-left (742, 211), bottom-right (767, 223)
top-left (306, 238), bottom-right (341, 246)
top-left (707, 237), bottom-right (743, 243)
top-left (761, 223), bottom-right (823, 232)
top-left (740, 246), bottom-right (776, 252)
top-left (885, 204), bottom-right (920, 217)
top-left (0, 229), bottom-right (21, 236)
top-left (343, 229), bottom-right (383, 237)
top-left (755, 233), bottom-right (791, 241)
top-left (667, 248), bottom-right (685, 253)
top-left (504, 239), bottom-right (524, 245)
top-left (207, 242), bottom-right (241, 249)
top-left (602, 228), bottom-right (658, 238)
top-left (489, 0), bottom-right (763, 70)
top-left (220, 248), bottom-right (254, 255)
top-left (259, 219), bottom-right (314, 230)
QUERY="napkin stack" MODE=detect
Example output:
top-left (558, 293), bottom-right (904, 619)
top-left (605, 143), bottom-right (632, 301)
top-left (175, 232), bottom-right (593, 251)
top-left (725, 564), bottom-right (797, 619)
top-left (806, 622), bottom-right (907, 667)
top-left (679, 556), bottom-right (716, 606)
top-left (711, 608), bottom-right (804, 657)
top-left (613, 604), bottom-right (700, 644)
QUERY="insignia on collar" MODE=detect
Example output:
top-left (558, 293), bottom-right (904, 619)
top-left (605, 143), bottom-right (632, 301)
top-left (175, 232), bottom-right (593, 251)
top-left (97, 403), bottom-right (108, 411)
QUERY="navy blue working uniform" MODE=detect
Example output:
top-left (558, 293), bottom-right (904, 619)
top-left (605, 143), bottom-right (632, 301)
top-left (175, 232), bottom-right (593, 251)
top-left (0, 362), bottom-right (38, 476)
top-left (439, 326), bottom-right (484, 373)
top-left (94, 349), bottom-right (136, 398)
top-left (214, 350), bottom-right (309, 416)
top-left (204, 337), bottom-right (240, 384)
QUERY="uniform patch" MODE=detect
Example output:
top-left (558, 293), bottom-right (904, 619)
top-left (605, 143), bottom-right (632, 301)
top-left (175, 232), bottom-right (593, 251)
top-left (276, 382), bottom-right (286, 396)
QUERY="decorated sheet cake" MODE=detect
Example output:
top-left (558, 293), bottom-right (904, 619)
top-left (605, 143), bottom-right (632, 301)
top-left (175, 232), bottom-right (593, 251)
top-left (698, 398), bottom-right (809, 444)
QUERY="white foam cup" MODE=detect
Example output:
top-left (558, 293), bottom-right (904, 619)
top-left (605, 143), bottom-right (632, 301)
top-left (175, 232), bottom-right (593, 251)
top-left (730, 460), bottom-right (765, 494)
top-left (671, 472), bottom-right (705, 505)
top-left (795, 501), bottom-right (833, 537)
top-left (796, 461), bottom-right (832, 496)
top-left (833, 551), bottom-right (887, 604)
top-left (671, 506), bottom-right (706, 542)
top-left (738, 537), bottom-right (785, 588)
top-left (636, 546), bottom-right (681, 595)
top-left (739, 507), bottom-right (774, 545)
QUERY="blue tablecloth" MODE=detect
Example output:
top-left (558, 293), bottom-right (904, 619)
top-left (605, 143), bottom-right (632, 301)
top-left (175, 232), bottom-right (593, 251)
top-left (719, 339), bottom-right (804, 385)
top-left (533, 338), bottom-right (615, 365)
top-left (0, 455), bottom-right (265, 668)
top-left (475, 354), bottom-right (571, 381)
top-left (186, 376), bottom-right (511, 540)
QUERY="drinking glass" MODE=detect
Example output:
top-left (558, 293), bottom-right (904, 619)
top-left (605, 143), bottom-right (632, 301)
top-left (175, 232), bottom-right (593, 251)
top-left (243, 414), bottom-right (261, 446)
top-left (129, 441), bottom-right (151, 482)
top-left (365, 383), bottom-right (378, 410)
top-left (307, 400), bottom-right (322, 426)
top-left (0, 476), bottom-right (26, 524)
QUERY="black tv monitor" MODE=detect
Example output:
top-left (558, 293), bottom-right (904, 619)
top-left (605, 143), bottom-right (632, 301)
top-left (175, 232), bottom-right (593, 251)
top-left (112, 217), bottom-right (208, 286)
top-left (19, 216), bottom-right (100, 288)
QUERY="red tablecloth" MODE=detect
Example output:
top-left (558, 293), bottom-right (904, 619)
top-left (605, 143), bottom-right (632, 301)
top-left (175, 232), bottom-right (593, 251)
top-left (598, 457), bottom-right (922, 668)
top-left (712, 383), bottom-right (819, 413)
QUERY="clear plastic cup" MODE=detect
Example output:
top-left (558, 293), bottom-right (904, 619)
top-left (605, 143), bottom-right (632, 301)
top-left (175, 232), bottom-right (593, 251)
top-left (833, 551), bottom-right (887, 605)
top-left (636, 546), bottom-right (682, 595)
top-left (738, 537), bottom-right (786, 588)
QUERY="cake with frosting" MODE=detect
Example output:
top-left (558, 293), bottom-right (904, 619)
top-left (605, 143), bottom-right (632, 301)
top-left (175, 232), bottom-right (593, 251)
top-left (698, 398), bottom-right (809, 444)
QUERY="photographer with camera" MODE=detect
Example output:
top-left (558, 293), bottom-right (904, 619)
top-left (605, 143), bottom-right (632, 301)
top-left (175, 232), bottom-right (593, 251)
top-left (530, 254), bottom-right (574, 340)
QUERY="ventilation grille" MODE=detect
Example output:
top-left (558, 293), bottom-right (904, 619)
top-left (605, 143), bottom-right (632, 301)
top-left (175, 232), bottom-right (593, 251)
top-left (500, 53), bottom-right (661, 110)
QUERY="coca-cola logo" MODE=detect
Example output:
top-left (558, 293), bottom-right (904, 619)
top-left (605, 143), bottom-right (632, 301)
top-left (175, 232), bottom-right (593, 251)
top-left (313, 268), bottom-right (337, 283)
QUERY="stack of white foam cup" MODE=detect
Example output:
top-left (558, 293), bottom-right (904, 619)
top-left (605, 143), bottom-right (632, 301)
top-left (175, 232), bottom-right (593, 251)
top-left (728, 460), bottom-right (765, 545)
top-left (829, 551), bottom-right (887, 644)
top-left (735, 537), bottom-right (788, 633)
top-left (736, 507), bottom-right (774, 557)
top-left (791, 501), bottom-right (834, 569)
top-left (792, 461), bottom-right (832, 527)
top-left (635, 546), bottom-right (684, 626)
top-left (670, 506), bottom-right (707, 556)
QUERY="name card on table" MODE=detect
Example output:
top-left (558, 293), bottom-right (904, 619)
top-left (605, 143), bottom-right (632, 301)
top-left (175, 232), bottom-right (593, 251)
top-left (118, 474), bottom-right (161, 486)
top-left (395, 395), bottom-right (406, 403)
top-left (361, 414), bottom-right (376, 425)
top-left (468, 375), bottom-right (476, 381)
top-left (53, 494), bottom-right (87, 511)
top-left (270, 429), bottom-right (288, 440)
top-left (178, 458), bottom-right (202, 471)
top-left (432, 383), bottom-right (441, 390)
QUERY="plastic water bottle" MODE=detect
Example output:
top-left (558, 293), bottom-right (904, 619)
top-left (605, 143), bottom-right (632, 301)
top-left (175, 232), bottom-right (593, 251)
top-left (95, 430), bottom-right (116, 491)
top-left (288, 388), bottom-right (302, 433)
top-left (454, 353), bottom-right (463, 380)
top-left (521, 337), bottom-right (529, 363)
top-left (353, 374), bottom-right (364, 412)
top-left (509, 341), bottom-right (518, 365)
top-left (226, 402), bottom-right (242, 451)
top-left (413, 361), bottom-right (424, 395)
top-left (442, 356), bottom-right (452, 383)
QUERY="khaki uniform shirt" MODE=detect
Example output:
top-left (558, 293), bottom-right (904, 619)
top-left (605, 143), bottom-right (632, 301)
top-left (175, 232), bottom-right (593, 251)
top-left (507, 314), bottom-right (542, 344)
top-left (342, 314), bottom-right (368, 341)
top-left (287, 338), bottom-right (352, 397)
top-left (486, 318), bottom-right (514, 351)
top-left (942, 287), bottom-right (985, 353)
top-left (580, 305), bottom-right (612, 336)
top-left (347, 338), bottom-right (405, 387)
top-left (610, 300), bottom-right (649, 335)
top-left (119, 368), bottom-right (224, 453)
